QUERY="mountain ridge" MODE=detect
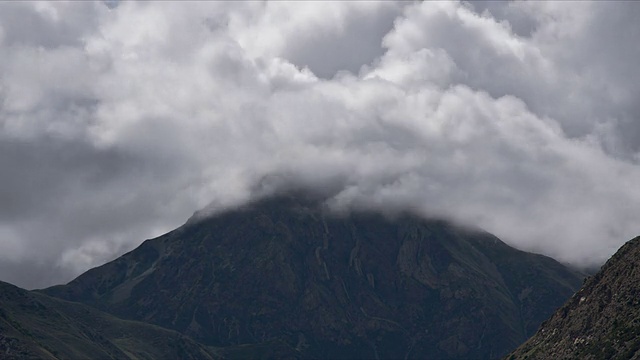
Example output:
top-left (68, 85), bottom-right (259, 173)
top-left (43, 194), bottom-right (584, 359)
top-left (509, 236), bottom-right (640, 360)
top-left (0, 279), bottom-right (219, 359)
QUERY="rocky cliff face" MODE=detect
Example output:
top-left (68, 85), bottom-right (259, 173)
top-left (44, 195), bottom-right (583, 359)
top-left (509, 237), bottom-right (640, 360)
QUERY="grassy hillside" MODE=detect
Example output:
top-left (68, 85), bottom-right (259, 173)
top-left (0, 280), bottom-right (218, 359)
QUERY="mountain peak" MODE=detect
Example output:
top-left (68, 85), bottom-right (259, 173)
top-left (44, 197), bottom-right (583, 359)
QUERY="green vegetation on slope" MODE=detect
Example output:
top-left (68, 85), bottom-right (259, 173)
top-left (0, 280), bottom-right (218, 359)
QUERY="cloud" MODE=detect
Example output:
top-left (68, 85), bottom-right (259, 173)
top-left (1, 1), bottom-right (640, 289)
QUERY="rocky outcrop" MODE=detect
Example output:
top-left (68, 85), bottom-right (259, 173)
top-left (508, 237), bottom-right (640, 360)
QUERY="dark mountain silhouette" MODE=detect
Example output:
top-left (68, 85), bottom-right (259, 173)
top-left (0, 280), bottom-right (217, 359)
top-left (509, 236), bottom-right (640, 360)
top-left (42, 194), bottom-right (583, 359)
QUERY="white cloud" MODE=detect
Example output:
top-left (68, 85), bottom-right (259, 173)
top-left (1, 1), bottom-right (640, 289)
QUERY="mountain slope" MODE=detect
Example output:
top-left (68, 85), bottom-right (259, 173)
top-left (508, 237), bottom-right (640, 360)
top-left (0, 280), bottom-right (218, 359)
top-left (44, 195), bottom-right (583, 359)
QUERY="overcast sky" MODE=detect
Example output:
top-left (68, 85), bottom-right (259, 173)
top-left (2, 1), bottom-right (640, 289)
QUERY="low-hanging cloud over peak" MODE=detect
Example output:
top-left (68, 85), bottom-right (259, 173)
top-left (1, 1), bottom-right (639, 289)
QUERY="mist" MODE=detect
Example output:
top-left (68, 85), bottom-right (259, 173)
top-left (1, 1), bottom-right (640, 289)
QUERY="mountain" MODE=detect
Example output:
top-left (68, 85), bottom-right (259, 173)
top-left (0, 280), bottom-right (217, 359)
top-left (43, 194), bottom-right (583, 359)
top-left (508, 236), bottom-right (640, 360)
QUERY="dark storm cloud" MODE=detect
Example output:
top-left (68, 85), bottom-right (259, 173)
top-left (1, 1), bottom-right (640, 289)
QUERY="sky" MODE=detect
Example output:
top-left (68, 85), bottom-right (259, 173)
top-left (1, 1), bottom-right (640, 289)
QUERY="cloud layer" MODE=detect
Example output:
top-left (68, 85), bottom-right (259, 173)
top-left (1, 1), bottom-right (640, 288)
